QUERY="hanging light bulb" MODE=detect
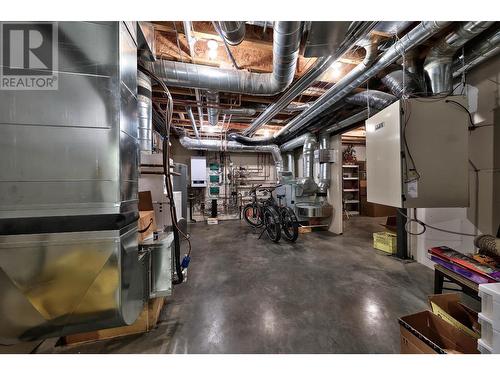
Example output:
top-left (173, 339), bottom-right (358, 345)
top-left (330, 61), bottom-right (343, 79)
top-left (207, 39), bottom-right (218, 60)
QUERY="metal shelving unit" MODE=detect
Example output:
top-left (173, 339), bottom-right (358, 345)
top-left (342, 165), bottom-right (360, 215)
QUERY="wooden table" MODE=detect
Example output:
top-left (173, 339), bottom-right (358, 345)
top-left (434, 264), bottom-right (480, 300)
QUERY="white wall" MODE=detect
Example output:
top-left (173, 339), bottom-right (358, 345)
top-left (410, 54), bottom-right (500, 268)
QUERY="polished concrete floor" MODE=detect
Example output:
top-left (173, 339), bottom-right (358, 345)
top-left (38, 216), bottom-right (434, 354)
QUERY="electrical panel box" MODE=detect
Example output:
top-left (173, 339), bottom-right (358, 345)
top-left (190, 156), bottom-right (207, 187)
top-left (365, 96), bottom-right (469, 208)
top-left (314, 149), bottom-right (339, 163)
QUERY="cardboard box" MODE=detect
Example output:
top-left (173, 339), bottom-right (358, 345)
top-left (428, 293), bottom-right (480, 338)
top-left (361, 197), bottom-right (397, 217)
top-left (138, 191), bottom-right (157, 242)
top-left (399, 310), bottom-right (479, 354)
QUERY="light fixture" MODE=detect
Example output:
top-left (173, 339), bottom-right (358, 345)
top-left (207, 39), bottom-right (218, 60)
top-left (201, 125), bottom-right (222, 133)
top-left (330, 61), bottom-right (343, 78)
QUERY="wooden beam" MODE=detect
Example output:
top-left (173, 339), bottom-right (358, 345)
top-left (154, 25), bottom-right (317, 76)
top-left (172, 120), bottom-right (281, 132)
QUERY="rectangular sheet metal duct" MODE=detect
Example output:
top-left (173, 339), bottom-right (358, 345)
top-left (0, 22), bottom-right (145, 344)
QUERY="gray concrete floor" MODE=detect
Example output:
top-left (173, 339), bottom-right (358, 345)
top-left (37, 216), bottom-right (434, 354)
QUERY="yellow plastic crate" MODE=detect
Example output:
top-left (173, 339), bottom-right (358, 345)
top-left (373, 231), bottom-right (397, 254)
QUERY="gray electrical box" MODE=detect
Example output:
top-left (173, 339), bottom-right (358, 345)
top-left (365, 96), bottom-right (469, 208)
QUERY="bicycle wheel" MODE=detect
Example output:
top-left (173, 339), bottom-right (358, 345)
top-left (263, 206), bottom-right (281, 243)
top-left (243, 203), bottom-right (263, 227)
top-left (280, 207), bottom-right (299, 242)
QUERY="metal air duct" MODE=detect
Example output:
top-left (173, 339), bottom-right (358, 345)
top-left (323, 109), bottom-right (373, 134)
top-left (280, 133), bottom-right (309, 152)
top-left (317, 133), bottom-right (330, 195)
top-left (186, 106), bottom-right (200, 139)
top-left (206, 90), bottom-right (219, 126)
top-left (273, 21), bottom-right (451, 140)
top-left (138, 70), bottom-right (153, 152)
top-left (147, 22), bottom-right (302, 96)
top-left (218, 21), bottom-right (246, 45)
top-left (242, 56), bottom-right (335, 135)
top-left (345, 90), bottom-right (397, 110)
top-left (183, 21), bottom-right (205, 127)
top-left (285, 153), bottom-right (295, 177)
top-left (242, 21), bottom-right (379, 136)
top-left (295, 133), bottom-right (317, 195)
top-left (222, 107), bottom-right (257, 116)
top-left (424, 21), bottom-right (494, 94)
top-left (178, 135), bottom-right (283, 181)
top-left (452, 25), bottom-right (500, 77)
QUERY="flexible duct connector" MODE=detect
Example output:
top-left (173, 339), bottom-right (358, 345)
top-left (219, 21), bottom-right (246, 46)
top-left (137, 70), bottom-right (152, 152)
top-left (345, 90), bottom-right (397, 110)
top-left (317, 133), bottom-right (330, 195)
top-left (147, 22), bottom-right (302, 96)
top-left (452, 26), bottom-right (500, 77)
top-left (206, 90), bottom-right (219, 126)
top-left (274, 21), bottom-right (451, 141)
top-left (178, 135), bottom-right (283, 182)
top-left (381, 70), bottom-right (421, 98)
top-left (186, 106), bottom-right (200, 139)
top-left (242, 56), bottom-right (335, 135)
top-left (424, 21), bottom-right (494, 94)
top-left (229, 133), bottom-right (275, 146)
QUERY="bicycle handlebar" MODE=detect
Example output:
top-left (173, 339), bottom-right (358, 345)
top-left (249, 184), bottom-right (262, 193)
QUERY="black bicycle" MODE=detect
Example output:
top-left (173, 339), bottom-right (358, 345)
top-left (243, 184), bottom-right (281, 242)
top-left (243, 184), bottom-right (299, 242)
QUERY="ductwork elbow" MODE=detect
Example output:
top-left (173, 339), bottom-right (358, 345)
top-left (147, 21), bottom-right (302, 96)
top-left (424, 21), bottom-right (494, 94)
top-left (345, 90), bottom-right (397, 110)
